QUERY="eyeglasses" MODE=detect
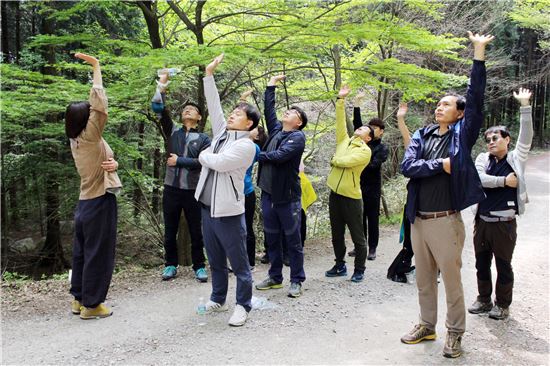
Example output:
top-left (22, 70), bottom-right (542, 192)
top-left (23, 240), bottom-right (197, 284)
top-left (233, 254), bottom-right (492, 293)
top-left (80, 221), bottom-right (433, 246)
top-left (485, 135), bottom-right (500, 144)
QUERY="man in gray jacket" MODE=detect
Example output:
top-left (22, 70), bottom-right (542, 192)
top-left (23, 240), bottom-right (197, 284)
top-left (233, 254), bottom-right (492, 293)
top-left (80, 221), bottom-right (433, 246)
top-left (195, 54), bottom-right (260, 327)
top-left (468, 88), bottom-right (533, 320)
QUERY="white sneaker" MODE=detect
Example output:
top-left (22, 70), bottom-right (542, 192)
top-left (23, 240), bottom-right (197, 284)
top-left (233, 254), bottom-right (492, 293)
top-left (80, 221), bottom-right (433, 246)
top-left (205, 300), bottom-right (228, 313)
top-left (228, 304), bottom-right (248, 327)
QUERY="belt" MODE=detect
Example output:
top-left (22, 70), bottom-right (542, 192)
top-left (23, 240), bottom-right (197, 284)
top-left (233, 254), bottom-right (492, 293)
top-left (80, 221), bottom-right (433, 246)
top-left (479, 215), bottom-right (515, 223)
top-left (416, 210), bottom-right (457, 220)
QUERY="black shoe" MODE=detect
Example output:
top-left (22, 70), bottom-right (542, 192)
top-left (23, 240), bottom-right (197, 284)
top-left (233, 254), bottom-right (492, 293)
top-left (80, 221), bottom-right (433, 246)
top-left (390, 273), bottom-right (408, 283)
top-left (348, 249), bottom-right (356, 257)
top-left (283, 255), bottom-right (290, 267)
top-left (325, 264), bottom-right (347, 277)
top-left (260, 253), bottom-right (269, 264)
top-left (367, 248), bottom-right (376, 260)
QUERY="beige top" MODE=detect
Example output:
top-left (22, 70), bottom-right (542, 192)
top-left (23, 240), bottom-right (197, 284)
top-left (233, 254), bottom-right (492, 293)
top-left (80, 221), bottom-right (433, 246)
top-left (70, 86), bottom-right (122, 200)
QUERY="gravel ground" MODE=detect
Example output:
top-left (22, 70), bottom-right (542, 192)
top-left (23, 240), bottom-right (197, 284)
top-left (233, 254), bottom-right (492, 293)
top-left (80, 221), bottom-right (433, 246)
top-left (2, 152), bottom-right (549, 365)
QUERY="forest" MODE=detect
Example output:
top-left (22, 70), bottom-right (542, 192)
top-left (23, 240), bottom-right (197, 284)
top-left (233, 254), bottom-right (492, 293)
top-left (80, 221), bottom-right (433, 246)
top-left (1, 0), bottom-right (548, 278)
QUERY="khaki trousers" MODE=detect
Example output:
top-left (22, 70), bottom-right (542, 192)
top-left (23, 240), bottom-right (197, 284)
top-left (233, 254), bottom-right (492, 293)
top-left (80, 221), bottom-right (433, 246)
top-left (411, 213), bottom-right (466, 333)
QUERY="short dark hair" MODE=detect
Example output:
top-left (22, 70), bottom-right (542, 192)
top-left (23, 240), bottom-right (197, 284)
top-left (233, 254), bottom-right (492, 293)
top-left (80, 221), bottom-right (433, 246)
top-left (445, 92), bottom-right (466, 111)
top-left (484, 125), bottom-right (511, 139)
top-left (254, 126), bottom-right (268, 147)
top-left (182, 102), bottom-right (202, 116)
top-left (290, 106), bottom-right (308, 130)
top-left (65, 101), bottom-right (90, 139)
top-left (368, 117), bottom-right (385, 130)
top-left (235, 102), bottom-right (260, 130)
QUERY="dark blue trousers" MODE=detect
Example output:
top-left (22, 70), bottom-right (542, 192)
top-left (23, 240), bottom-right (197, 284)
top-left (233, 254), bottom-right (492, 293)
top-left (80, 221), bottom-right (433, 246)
top-left (201, 207), bottom-right (252, 312)
top-left (261, 193), bottom-right (305, 284)
top-left (70, 193), bottom-right (117, 308)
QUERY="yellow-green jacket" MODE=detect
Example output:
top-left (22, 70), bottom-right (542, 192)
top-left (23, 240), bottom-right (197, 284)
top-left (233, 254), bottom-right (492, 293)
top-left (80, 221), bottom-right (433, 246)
top-left (327, 99), bottom-right (372, 199)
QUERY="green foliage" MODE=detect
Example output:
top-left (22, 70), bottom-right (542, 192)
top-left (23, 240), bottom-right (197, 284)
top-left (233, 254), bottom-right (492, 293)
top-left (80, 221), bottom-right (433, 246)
top-left (509, 0), bottom-right (550, 49)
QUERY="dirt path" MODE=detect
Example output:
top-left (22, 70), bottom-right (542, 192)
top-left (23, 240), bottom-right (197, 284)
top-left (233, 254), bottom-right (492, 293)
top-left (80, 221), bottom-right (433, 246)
top-left (2, 152), bottom-right (549, 365)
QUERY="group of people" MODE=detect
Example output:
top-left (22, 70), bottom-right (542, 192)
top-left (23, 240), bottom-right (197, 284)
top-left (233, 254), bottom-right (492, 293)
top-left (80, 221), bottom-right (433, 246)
top-left (65, 31), bottom-right (534, 358)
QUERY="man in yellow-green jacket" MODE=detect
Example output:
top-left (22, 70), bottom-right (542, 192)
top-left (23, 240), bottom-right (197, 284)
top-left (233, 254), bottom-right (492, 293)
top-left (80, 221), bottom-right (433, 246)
top-left (325, 85), bottom-right (372, 283)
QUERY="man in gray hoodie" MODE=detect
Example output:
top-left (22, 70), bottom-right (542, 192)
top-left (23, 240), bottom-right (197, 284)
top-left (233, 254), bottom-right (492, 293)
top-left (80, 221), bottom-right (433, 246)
top-left (468, 88), bottom-right (534, 321)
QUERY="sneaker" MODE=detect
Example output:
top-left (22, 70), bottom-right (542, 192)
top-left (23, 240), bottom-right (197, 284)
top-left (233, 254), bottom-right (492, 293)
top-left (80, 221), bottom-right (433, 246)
top-left (367, 248), bottom-right (376, 260)
top-left (442, 331), bottom-right (462, 358)
top-left (260, 253), bottom-right (269, 264)
top-left (288, 282), bottom-right (303, 298)
top-left (205, 300), bottom-right (229, 313)
top-left (400, 324), bottom-right (437, 344)
top-left (468, 300), bottom-right (493, 314)
top-left (161, 265), bottom-right (177, 280)
top-left (390, 273), bottom-right (408, 283)
top-left (80, 304), bottom-right (113, 320)
top-left (195, 267), bottom-right (208, 283)
top-left (325, 264), bottom-right (347, 277)
top-left (255, 277), bottom-right (283, 290)
top-left (351, 271), bottom-right (364, 283)
top-left (71, 299), bottom-right (82, 315)
top-left (228, 304), bottom-right (248, 327)
top-left (488, 304), bottom-right (509, 320)
top-left (348, 249), bottom-right (356, 257)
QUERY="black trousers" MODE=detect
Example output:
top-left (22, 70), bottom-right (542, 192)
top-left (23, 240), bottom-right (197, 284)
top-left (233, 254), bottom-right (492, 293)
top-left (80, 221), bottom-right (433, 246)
top-left (362, 190), bottom-right (381, 249)
top-left (163, 185), bottom-right (205, 270)
top-left (244, 191), bottom-right (257, 267)
top-left (473, 218), bottom-right (517, 308)
top-left (70, 193), bottom-right (117, 308)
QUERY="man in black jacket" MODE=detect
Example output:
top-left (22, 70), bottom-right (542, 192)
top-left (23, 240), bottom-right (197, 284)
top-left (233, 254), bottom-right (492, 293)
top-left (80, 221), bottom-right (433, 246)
top-left (255, 74), bottom-right (307, 298)
top-left (154, 72), bottom-right (211, 282)
top-left (350, 96), bottom-right (389, 260)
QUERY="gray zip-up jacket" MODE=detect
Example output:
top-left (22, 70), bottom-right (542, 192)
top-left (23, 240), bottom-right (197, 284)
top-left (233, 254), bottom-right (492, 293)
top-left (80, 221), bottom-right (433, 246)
top-left (475, 106), bottom-right (533, 215)
top-left (194, 75), bottom-right (256, 218)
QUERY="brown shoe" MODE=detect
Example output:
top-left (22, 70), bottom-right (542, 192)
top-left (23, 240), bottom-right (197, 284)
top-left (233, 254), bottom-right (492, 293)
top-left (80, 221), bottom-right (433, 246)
top-left (80, 304), bottom-right (113, 320)
top-left (488, 305), bottom-right (509, 320)
top-left (401, 324), bottom-right (436, 344)
top-left (71, 299), bottom-right (82, 315)
top-left (443, 331), bottom-right (462, 358)
top-left (468, 300), bottom-right (493, 314)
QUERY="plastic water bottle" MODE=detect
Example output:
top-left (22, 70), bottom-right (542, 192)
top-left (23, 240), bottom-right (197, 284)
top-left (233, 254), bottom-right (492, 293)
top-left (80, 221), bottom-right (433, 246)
top-left (157, 68), bottom-right (180, 77)
top-left (197, 297), bottom-right (206, 315)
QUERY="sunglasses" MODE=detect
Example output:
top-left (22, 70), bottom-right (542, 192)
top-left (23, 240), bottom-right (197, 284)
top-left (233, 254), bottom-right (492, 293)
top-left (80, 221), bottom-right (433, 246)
top-left (485, 135), bottom-right (501, 144)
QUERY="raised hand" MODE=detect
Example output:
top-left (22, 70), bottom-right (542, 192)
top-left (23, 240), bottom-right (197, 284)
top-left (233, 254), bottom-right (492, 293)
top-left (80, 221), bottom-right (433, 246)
top-left (74, 53), bottom-right (99, 66)
top-left (513, 87), bottom-right (532, 107)
top-left (206, 53), bottom-right (224, 76)
top-left (268, 74), bottom-right (286, 87)
top-left (467, 31), bottom-right (495, 61)
top-left (338, 85), bottom-right (351, 99)
top-left (353, 90), bottom-right (366, 107)
top-left (239, 88), bottom-right (254, 101)
top-left (101, 158), bottom-right (118, 172)
top-left (397, 102), bottom-right (408, 120)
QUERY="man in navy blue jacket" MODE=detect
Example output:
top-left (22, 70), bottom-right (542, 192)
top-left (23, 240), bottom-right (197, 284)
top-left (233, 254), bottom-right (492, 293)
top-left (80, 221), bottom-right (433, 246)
top-left (399, 32), bottom-right (494, 359)
top-left (255, 74), bottom-right (307, 298)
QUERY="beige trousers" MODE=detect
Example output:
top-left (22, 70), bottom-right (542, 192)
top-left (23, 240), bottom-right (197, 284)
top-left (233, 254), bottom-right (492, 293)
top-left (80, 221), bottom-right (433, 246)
top-left (411, 213), bottom-right (466, 333)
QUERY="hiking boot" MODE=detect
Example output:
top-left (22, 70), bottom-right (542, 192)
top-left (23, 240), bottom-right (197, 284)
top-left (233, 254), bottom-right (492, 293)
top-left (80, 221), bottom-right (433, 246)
top-left (325, 264), bottom-right (347, 277)
top-left (288, 282), bottom-right (303, 298)
top-left (443, 331), bottom-right (462, 358)
top-left (205, 300), bottom-right (228, 313)
top-left (80, 304), bottom-right (113, 320)
top-left (260, 253), bottom-right (269, 264)
top-left (351, 271), bottom-right (364, 283)
top-left (228, 304), bottom-right (248, 327)
top-left (367, 248), bottom-right (376, 260)
top-left (348, 249), bottom-right (356, 257)
top-left (468, 300), bottom-right (493, 314)
top-left (71, 299), bottom-right (82, 315)
top-left (161, 265), bottom-right (177, 280)
top-left (400, 324), bottom-right (436, 344)
top-left (255, 277), bottom-right (283, 290)
top-left (195, 267), bottom-right (208, 283)
top-left (488, 305), bottom-right (509, 320)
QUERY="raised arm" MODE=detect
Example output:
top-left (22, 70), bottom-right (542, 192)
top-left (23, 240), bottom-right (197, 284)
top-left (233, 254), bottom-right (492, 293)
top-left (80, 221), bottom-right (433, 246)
top-left (513, 88), bottom-right (534, 163)
top-left (75, 53), bottom-right (107, 140)
top-left (397, 102), bottom-right (411, 148)
top-left (335, 85), bottom-right (351, 144)
top-left (264, 75), bottom-right (285, 133)
top-left (352, 91), bottom-right (366, 131)
top-left (204, 54), bottom-right (227, 137)
top-left (462, 32), bottom-right (494, 150)
top-left (155, 72), bottom-right (175, 138)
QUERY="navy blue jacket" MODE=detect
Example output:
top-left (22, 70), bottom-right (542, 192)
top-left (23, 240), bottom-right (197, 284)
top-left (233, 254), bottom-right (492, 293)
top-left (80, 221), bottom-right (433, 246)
top-left (401, 60), bottom-right (487, 223)
top-left (257, 85), bottom-right (305, 204)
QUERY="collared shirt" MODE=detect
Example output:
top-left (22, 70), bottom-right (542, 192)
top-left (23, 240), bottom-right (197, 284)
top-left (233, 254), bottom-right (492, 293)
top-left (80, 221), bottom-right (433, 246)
top-left (417, 128), bottom-right (452, 212)
top-left (478, 154), bottom-right (517, 216)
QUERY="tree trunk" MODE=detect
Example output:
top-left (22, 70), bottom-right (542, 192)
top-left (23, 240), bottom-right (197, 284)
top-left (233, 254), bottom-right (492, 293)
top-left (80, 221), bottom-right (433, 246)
top-left (152, 147), bottom-right (161, 218)
top-left (137, 1), bottom-right (163, 49)
top-left (15, 0), bottom-right (20, 63)
top-left (1, 0), bottom-right (9, 63)
top-left (133, 121), bottom-right (145, 221)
